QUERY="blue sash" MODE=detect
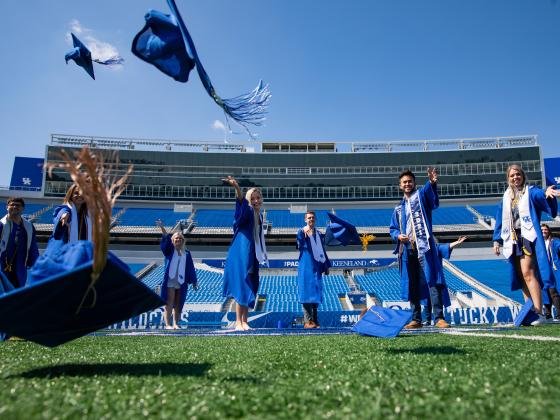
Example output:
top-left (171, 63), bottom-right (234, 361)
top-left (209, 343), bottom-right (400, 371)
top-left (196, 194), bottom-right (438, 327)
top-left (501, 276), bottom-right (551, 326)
top-left (408, 192), bottom-right (431, 255)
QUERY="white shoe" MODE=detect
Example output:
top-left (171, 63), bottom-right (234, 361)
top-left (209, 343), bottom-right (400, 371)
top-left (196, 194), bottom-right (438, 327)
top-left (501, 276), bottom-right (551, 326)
top-left (530, 315), bottom-right (548, 326)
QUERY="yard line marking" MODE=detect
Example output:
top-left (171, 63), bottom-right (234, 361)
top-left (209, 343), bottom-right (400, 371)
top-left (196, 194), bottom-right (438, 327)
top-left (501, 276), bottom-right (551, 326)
top-left (441, 330), bottom-right (560, 342)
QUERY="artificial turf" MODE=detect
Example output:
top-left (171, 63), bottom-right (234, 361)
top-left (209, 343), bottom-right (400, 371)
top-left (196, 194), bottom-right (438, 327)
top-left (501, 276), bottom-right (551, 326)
top-left (1, 333), bottom-right (560, 419)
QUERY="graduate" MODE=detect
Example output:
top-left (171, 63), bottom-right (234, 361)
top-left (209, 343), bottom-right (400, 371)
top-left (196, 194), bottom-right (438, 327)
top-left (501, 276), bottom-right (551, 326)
top-left (493, 164), bottom-right (560, 325)
top-left (222, 176), bottom-right (268, 331)
top-left (423, 236), bottom-right (467, 325)
top-left (52, 184), bottom-right (92, 243)
top-left (0, 197), bottom-right (40, 289)
top-left (297, 211), bottom-right (331, 328)
top-left (156, 219), bottom-right (198, 329)
top-left (389, 168), bottom-right (451, 329)
top-left (540, 223), bottom-right (560, 321)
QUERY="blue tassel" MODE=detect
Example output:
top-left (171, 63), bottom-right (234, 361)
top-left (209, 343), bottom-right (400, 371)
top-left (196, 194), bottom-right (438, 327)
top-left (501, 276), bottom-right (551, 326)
top-left (216, 80), bottom-right (271, 138)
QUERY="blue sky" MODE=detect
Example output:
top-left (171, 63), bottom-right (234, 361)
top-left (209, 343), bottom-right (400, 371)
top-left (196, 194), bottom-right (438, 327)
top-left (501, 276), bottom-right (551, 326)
top-left (1, 0), bottom-right (559, 185)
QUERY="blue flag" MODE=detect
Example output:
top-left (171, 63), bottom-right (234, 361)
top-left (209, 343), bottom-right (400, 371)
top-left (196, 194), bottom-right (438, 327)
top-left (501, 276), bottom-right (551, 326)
top-left (0, 240), bottom-right (164, 347)
top-left (352, 306), bottom-right (412, 338)
top-left (513, 299), bottom-right (540, 327)
top-left (325, 212), bottom-right (361, 246)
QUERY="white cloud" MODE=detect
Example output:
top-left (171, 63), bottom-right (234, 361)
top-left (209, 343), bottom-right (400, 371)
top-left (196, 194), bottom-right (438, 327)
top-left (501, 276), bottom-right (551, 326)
top-left (66, 19), bottom-right (123, 67)
top-left (212, 120), bottom-right (227, 132)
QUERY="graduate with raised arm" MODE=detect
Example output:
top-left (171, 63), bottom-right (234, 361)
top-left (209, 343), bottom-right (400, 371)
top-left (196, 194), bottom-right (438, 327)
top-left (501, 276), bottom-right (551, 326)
top-left (540, 224), bottom-right (560, 321)
top-left (390, 168), bottom-right (451, 329)
top-left (493, 164), bottom-right (560, 325)
top-left (156, 219), bottom-right (198, 329)
top-left (52, 184), bottom-right (92, 243)
top-left (222, 176), bottom-right (268, 331)
top-left (297, 211), bottom-right (331, 328)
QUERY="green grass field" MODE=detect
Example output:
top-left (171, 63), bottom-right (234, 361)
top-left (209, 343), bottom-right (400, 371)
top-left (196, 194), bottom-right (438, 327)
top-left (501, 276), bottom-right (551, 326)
top-left (2, 328), bottom-right (560, 419)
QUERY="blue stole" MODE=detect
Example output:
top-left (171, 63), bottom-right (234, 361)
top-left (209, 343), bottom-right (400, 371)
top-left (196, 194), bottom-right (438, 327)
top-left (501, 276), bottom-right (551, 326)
top-left (403, 192), bottom-right (430, 255)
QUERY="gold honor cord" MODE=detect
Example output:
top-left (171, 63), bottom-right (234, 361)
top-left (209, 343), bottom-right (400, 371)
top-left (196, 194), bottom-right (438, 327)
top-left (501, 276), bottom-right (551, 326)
top-left (360, 234), bottom-right (376, 253)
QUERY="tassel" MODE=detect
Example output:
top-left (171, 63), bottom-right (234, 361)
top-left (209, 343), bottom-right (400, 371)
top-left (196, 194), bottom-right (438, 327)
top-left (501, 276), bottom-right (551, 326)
top-left (94, 56), bottom-right (125, 66)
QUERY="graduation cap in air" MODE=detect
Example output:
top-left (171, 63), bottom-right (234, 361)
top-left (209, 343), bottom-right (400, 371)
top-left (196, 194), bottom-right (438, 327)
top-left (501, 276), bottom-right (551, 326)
top-left (513, 299), bottom-right (540, 327)
top-left (131, 0), bottom-right (270, 138)
top-left (352, 306), bottom-right (412, 338)
top-left (324, 212), bottom-right (375, 252)
top-left (65, 33), bottom-right (124, 80)
top-left (0, 240), bottom-right (164, 347)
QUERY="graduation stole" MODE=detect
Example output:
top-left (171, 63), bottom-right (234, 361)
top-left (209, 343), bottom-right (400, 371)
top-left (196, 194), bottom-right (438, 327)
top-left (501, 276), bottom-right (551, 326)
top-left (169, 249), bottom-right (187, 285)
top-left (500, 186), bottom-right (536, 258)
top-left (0, 215), bottom-right (33, 267)
top-left (547, 239), bottom-right (557, 271)
top-left (252, 210), bottom-right (268, 265)
top-left (68, 203), bottom-right (92, 244)
top-left (308, 230), bottom-right (326, 263)
top-left (405, 191), bottom-right (431, 255)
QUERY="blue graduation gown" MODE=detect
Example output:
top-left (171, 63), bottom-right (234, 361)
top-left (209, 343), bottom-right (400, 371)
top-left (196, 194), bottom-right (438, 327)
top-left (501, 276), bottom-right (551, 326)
top-left (548, 238), bottom-right (560, 289)
top-left (0, 220), bottom-right (39, 288)
top-left (160, 234), bottom-right (197, 309)
top-left (389, 181), bottom-right (446, 301)
top-left (493, 186), bottom-right (558, 292)
top-left (223, 198), bottom-right (263, 308)
top-left (296, 229), bottom-right (331, 304)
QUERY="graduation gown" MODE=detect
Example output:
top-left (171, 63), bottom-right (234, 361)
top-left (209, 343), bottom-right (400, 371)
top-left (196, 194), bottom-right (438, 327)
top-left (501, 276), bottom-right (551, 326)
top-left (493, 186), bottom-right (558, 292)
top-left (160, 234), bottom-right (197, 309)
top-left (223, 198), bottom-right (263, 308)
top-left (548, 238), bottom-right (560, 289)
top-left (389, 181), bottom-right (446, 301)
top-left (296, 228), bottom-right (331, 304)
top-left (0, 218), bottom-right (39, 288)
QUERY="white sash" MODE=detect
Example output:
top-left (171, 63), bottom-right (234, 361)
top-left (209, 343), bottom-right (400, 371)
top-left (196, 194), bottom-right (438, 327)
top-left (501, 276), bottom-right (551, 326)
top-left (169, 250), bottom-right (187, 285)
top-left (68, 203), bottom-right (92, 243)
top-left (308, 230), bottom-right (326, 263)
top-left (252, 209), bottom-right (268, 265)
top-left (406, 191), bottom-right (431, 255)
top-left (501, 186), bottom-right (536, 258)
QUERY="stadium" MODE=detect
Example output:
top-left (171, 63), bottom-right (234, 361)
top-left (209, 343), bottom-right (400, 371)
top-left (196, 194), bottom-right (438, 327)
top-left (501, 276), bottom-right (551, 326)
top-left (3, 132), bottom-right (560, 418)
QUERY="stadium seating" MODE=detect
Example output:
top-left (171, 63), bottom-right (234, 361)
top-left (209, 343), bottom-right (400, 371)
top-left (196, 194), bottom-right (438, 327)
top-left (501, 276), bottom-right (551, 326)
top-left (473, 204), bottom-right (556, 222)
top-left (259, 274), bottom-right (349, 312)
top-left (194, 209), bottom-right (235, 228)
top-left (117, 208), bottom-right (190, 227)
top-left (452, 260), bottom-right (523, 303)
top-left (127, 263), bottom-right (148, 276)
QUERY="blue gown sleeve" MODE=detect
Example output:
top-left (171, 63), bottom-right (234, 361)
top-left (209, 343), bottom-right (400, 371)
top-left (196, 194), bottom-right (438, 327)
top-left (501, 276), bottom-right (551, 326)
top-left (52, 206), bottom-right (71, 241)
top-left (493, 201), bottom-right (503, 244)
top-left (296, 228), bottom-right (306, 250)
top-left (27, 226), bottom-right (40, 267)
top-left (160, 234), bottom-right (174, 257)
top-left (233, 198), bottom-right (253, 228)
top-left (185, 251), bottom-right (197, 285)
top-left (421, 180), bottom-right (439, 211)
top-left (389, 208), bottom-right (401, 243)
top-left (532, 187), bottom-right (558, 219)
top-left (438, 243), bottom-right (452, 260)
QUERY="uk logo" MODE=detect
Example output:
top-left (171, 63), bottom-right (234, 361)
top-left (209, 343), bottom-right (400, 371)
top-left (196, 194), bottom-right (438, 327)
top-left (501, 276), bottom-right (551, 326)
top-left (22, 177), bottom-right (31, 186)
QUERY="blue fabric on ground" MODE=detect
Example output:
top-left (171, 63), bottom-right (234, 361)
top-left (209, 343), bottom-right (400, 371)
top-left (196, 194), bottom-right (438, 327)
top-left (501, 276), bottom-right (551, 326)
top-left (352, 306), bottom-right (412, 338)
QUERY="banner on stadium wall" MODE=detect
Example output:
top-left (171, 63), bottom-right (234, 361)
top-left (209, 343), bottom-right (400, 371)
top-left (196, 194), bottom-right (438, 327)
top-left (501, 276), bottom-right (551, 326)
top-left (201, 258), bottom-right (396, 269)
top-left (107, 305), bottom-right (522, 329)
top-left (10, 156), bottom-right (44, 191)
top-left (544, 157), bottom-right (560, 186)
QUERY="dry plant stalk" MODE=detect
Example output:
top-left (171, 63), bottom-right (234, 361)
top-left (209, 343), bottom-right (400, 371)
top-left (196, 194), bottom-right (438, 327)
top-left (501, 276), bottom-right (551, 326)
top-left (47, 146), bottom-right (133, 312)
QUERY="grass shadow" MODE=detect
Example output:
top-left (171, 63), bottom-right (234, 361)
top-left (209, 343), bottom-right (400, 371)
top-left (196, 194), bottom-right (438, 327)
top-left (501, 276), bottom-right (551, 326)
top-left (387, 346), bottom-right (466, 356)
top-left (14, 362), bottom-right (212, 378)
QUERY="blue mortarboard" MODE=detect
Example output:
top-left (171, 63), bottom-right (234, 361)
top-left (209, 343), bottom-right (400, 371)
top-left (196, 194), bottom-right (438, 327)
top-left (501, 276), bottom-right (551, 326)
top-left (0, 240), bottom-right (164, 347)
top-left (513, 299), bottom-right (540, 327)
top-left (131, 0), bottom-right (270, 138)
top-left (352, 306), bottom-right (413, 338)
top-left (65, 33), bottom-right (125, 80)
top-left (325, 212), bottom-right (361, 246)
top-left (65, 33), bottom-right (95, 79)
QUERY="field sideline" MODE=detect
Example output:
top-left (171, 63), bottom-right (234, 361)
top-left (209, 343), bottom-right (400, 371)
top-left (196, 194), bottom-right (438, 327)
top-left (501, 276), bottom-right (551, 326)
top-left (2, 327), bottom-right (560, 419)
